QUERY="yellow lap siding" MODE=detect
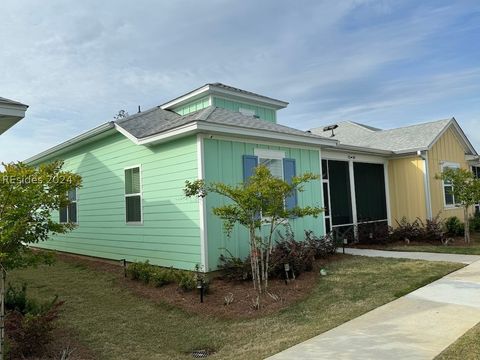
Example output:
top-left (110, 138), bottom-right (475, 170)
top-left (388, 156), bottom-right (427, 224)
top-left (428, 127), bottom-right (473, 220)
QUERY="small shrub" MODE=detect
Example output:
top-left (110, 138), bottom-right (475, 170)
top-left (270, 226), bottom-right (316, 278)
top-left (151, 268), bottom-right (174, 287)
top-left (390, 217), bottom-right (423, 242)
top-left (176, 271), bottom-right (196, 291)
top-left (304, 230), bottom-right (337, 258)
top-left (445, 216), bottom-right (464, 237)
top-left (5, 284), bottom-right (64, 358)
top-left (418, 214), bottom-right (444, 243)
top-left (357, 221), bottom-right (390, 244)
top-left (218, 251), bottom-right (251, 281)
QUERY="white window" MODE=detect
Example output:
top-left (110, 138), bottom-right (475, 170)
top-left (254, 149), bottom-right (285, 179)
top-left (125, 166), bottom-right (143, 223)
top-left (60, 188), bottom-right (78, 224)
top-left (441, 162), bottom-right (460, 207)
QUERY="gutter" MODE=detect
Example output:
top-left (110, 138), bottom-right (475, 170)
top-left (25, 122), bottom-right (115, 164)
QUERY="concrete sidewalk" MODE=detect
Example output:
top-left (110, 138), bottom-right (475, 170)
top-left (267, 258), bottom-right (480, 360)
top-left (340, 247), bottom-right (480, 264)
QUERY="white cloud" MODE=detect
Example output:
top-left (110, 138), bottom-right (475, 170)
top-left (0, 0), bottom-right (479, 162)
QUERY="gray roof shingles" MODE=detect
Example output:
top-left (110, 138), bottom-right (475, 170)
top-left (116, 105), bottom-right (329, 141)
top-left (310, 119), bottom-right (453, 153)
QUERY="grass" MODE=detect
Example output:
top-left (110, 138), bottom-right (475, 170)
top-left (370, 233), bottom-right (480, 255)
top-left (9, 256), bottom-right (462, 360)
top-left (436, 322), bottom-right (480, 359)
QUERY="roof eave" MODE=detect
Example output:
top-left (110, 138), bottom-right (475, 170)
top-left (25, 122), bottom-right (116, 164)
top-left (161, 84), bottom-right (288, 110)
top-left (117, 121), bottom-right (337, 148)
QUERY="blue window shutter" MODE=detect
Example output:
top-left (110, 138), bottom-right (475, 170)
top-left (283, 158), bottom-right (297, 210)
top-left (243, 155), bottom-right (258, 182)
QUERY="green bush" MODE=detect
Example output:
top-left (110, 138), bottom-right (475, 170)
top-left (176, 271), bottom-right (196, 291)
top-left (445, 216), bottom-right (464, 237)
top-left (469, 212), bottom-right (480, 233)
top-left (127, 261), bottom-right (199, 290)
top-left (151, 268), bottom-right (175, 287)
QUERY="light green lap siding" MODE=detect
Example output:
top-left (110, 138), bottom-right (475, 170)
top-left (173, 96), bottom-right (210, 115)
top-left (203, 138), bottom-right (324, 270)
top-left (36, 133), bottom-right (201, 270)
top-left (212, 97), bottom-right (276, 122)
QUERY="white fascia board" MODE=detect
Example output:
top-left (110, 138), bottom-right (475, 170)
top-left (160, 85), bottom-right (210, 110)
top-left (25, 122), bottom-right (116, 164)
top-left (161, 84), bottom-right (288, 110)
top-left (324, 144), bottom-right (392, 156)
top-left (209, 87), bottom-right (288, 109)
top-left (0, 103), bottom-right (28, 118)
top-left (425, 118), bottom-right (477, 156)
top-left (195, 122), bottom-right (336, 147)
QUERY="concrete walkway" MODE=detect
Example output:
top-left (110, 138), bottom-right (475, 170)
top-left (340, 247), bottom-right (480, 264)
top-left (267, 255), bottom-right (480, 359)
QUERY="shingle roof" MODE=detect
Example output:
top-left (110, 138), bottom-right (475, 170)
top-left (0, 96), bottom-right (28, 107)
top-left (310, 119), bottom-right (455, 153)
top-left (116, 105), bottom-right (328, 141)
top-left (161, 82), bottom-right (288, 108)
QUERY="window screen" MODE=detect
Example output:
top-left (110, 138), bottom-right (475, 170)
top-left (353, 162), bottom-right (387, 222)
top-left (328, 160), bottom-right (353, 225)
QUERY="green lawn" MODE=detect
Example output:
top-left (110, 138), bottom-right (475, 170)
top-left (10, 256), bottom-right (462, 360)
top-left (436, 322), bottom-right (480, 359)
top-left (367, 233), bottom-right (480, 255)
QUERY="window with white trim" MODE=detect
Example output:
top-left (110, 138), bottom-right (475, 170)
top-left (59, 188), bottom-right (78, 224)
top-left (125, 166), bottom-right (142, 223)
top-left (441, 162), bottom-right (460, 207)
top-left (254, 149), bottom-right (285, 180)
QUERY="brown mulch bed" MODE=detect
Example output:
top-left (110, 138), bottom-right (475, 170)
top-left (349, 236), bottom-right (471, 249)
top-left (56, 252), bottom-right (343, 319)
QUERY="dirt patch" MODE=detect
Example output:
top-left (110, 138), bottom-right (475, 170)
top-left (14, 327), bottom-right (96, 360)
top-left (56, 252), bottom-right (343, 319)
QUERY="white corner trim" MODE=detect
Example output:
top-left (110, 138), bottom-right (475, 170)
top-left (422, 152), bottom-right (433, 219)
top-left (254, 148), bottom-right (286, 159)
top-left (348, 160), bottom-right (358, 237)
top-left (197, 134), bottom-right (208, 272)
top-left (319, 149), bottom-right (327, 234)
top-left (383, 160), bottom-right (392, 226)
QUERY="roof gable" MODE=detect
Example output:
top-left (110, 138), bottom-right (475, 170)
top-left (310, 118), bottom-right (476, 155)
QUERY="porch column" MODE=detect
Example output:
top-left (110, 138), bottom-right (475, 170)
top-left (348, 157), bottom-right (358, 238)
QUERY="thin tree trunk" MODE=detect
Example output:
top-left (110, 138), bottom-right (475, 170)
top-left (0, 266), bottom-right (6, 360)
top-left (464, 206), bottom-right (471, 244)
top-left (249, 229), bottom-right (257, 290)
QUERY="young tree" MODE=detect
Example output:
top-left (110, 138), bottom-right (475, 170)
top-left (184, 165), bottom-right (322, 293)
top-left (113, 109), bottom-right (129, 120)
top-left (0, 160), bottom-right (81, 358)
top-left (437, 168), bottom-right (480, 243)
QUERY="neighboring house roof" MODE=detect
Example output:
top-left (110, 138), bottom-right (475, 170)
top-left (310, 118), bottom-right (477, 155)
top-left (26, 106), bottom-right (336, 163)
top-left (0, 96), bottom-right (28, 135)
top-left (161, 82), bottom-right (289, 110)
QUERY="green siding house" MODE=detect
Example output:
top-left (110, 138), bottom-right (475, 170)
top-left (27, 84), bottom-right (335, 271)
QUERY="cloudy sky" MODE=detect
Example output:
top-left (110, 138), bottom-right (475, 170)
top-left (1, 0), bottom-right (479, 163)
